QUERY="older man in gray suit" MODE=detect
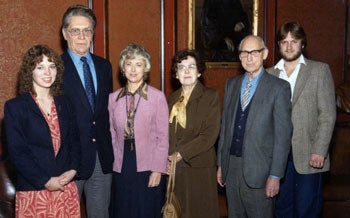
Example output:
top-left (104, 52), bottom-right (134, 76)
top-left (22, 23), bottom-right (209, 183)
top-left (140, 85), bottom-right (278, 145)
top-left (268, 22), bottom-right (336, 218)
top-left (217, 35), bottom-right (293, 218)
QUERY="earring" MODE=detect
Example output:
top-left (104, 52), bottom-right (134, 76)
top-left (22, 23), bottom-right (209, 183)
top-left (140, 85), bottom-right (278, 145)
top-left (176, 75), bottom-right (179, 79)
top-left (197, 74), bottom-right (201, 78)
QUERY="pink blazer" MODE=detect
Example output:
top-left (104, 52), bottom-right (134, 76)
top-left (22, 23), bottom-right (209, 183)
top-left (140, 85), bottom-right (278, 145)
top-left (108, 85), bottom-right (169, 173)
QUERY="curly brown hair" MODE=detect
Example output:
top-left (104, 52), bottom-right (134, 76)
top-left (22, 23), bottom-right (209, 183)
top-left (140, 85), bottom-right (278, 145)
top-left (18, 45), bottom-right (64, 96)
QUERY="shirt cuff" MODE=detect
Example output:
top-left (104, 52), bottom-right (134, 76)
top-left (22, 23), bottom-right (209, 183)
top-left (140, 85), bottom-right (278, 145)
top-left (269, 175), bottom-right (280, 179)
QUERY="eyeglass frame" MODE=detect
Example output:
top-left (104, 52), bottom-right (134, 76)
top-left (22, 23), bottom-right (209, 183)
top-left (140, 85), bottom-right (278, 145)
top-left (66, 28), bottom-right (94, 37)
top-left (177, 64), bottom-right (197, 72)
top-left (238, 48), bottom-right (265, 58)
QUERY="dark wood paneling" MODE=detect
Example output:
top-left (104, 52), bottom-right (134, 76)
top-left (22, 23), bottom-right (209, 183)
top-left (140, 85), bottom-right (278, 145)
top-left (93, 0), bottom-right (107, 58)
top-left (164, 0), bottom-right (176, 96)
top-left (265, 0), bottom-right (276, 67)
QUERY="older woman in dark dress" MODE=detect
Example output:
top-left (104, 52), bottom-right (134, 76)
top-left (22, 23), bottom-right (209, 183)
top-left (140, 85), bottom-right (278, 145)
top-left (167, 49), bottom-right (221, 218)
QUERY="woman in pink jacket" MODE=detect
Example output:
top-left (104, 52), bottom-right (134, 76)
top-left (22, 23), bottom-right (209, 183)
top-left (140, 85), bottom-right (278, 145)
top-left (108, 43), bottom-right (169, 218)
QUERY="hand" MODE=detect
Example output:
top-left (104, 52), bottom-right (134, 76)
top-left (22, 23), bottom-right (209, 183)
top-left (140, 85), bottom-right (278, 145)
top-left (224, 37), bottom-right (234, 51)
top-left (168, 152), bottom-right (182, 163)
top-left (45, 177), bottom-right (65, 191)
top-left (234, 22), bottom-right (245, 32)
top-left (217, 167), bottom-right (225, 187)
top-left (166, 161), bottom-right (171, 175)
top-left (148, 171), bottom-right (161, 188)
top-left (309, 154), bottom-right (325, 169)
top-left (59, 170), bottom-right (77, 186)
top-left (265, 177), bottom-right (280, 198)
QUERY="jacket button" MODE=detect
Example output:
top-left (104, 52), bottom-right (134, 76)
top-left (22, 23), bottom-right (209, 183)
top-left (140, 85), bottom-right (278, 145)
top-left (92, 138), bottom-right (96, 142)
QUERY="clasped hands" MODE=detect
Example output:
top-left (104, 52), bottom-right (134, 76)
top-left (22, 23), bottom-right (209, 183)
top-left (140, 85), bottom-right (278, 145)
top-left (44, 169), bottom-right (76, 192)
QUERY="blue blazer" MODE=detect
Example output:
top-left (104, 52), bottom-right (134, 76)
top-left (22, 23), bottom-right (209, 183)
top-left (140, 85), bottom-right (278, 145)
top-left (61, 52), bottom-right (114, 179)
top-left (4, 93), bottom-right (80, 191)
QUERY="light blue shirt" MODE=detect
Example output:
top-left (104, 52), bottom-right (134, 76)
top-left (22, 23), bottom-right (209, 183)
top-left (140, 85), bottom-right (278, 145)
top-left (67, 49), bottom-right (98, 94)
top-left (240, 68), bottom-right (264, 103)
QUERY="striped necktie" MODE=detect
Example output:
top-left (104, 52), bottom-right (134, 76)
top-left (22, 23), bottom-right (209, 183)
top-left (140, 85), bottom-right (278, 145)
top-left (241, 81), bottom-right (252, 111)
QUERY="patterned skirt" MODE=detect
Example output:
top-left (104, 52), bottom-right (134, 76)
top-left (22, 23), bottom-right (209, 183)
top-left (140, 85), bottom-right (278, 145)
top-left (15, 182), bottom-right (80, 218)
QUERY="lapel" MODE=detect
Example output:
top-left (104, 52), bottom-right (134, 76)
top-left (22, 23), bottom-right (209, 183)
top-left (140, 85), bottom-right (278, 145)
top-left (62, 52), bottom-right (94, 114)
top-left (187, 82), bottom-right (204, 105)
top-left (168, 87), bottom-right (183, 149)
top-left (245, 71), bottom-right (270, 131)
top-left (168, 88), bottom-right (182, 108)
top-left (91, 54), bottom-right (103, 115)
top-left (23, 93), bottom-right (46, 118)
top-left (186, 83), bottom-right (205, 126)
top-left (227, 76), bottom-right (243, 135)
top-left (291, 59), bottom-right (311, 107)
top-left (168, 82), bottom-right (205, 129)
top-left (269, 68), bottom-right (280, 77)
top-left (22, 93), bottom-right (54, 150)
top-left (270, 59), bottom-right (311, 107)
top-left (54, 97), bottom-right (66, 151)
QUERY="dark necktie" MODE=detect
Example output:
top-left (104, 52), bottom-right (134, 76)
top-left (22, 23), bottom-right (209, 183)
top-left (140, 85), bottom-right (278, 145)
top-left (125, 93), bottom-right (136, 150)
top-left (126, 94), bottom-right (135, 136)
top-left (81, 56), bottom-right (96, 111)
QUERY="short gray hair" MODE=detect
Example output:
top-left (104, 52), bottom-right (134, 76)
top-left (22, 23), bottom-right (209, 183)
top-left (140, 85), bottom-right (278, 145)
top-left (119, 43), bottom-right (151, 80)
top-left (62, 5), bottom-right (96, 29)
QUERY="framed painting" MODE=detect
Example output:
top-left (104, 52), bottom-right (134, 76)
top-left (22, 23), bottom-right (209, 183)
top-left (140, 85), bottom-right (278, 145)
top-left (188, 0), bottom-right (259, 68)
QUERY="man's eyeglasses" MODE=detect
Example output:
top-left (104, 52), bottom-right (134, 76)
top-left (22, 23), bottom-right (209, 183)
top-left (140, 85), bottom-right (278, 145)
top-left (67, 28), bottom-right (94, 37)
top-left (177, 64), bottom-right (197, 72)
top-left (239, 48), bottom-right (265, 58)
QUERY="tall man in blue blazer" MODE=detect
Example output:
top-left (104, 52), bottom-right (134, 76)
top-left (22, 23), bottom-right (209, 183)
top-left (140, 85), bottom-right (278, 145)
top-left (268, 22), bottom-right (336, 218)
top-left (61, 5), bottom-right (114, 218)
top-left (217, 35), bottom-right (293, 218)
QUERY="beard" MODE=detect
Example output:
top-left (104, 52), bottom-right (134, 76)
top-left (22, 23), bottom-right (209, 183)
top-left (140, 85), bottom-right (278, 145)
top-left (280, 48), bottom-right (302, 62)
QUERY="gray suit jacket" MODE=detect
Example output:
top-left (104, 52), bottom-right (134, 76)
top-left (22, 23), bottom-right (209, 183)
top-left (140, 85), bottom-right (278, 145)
top-left (267, 58), bottom-right (336, 174)
top-left (217, 70), bottom-right (292, 188)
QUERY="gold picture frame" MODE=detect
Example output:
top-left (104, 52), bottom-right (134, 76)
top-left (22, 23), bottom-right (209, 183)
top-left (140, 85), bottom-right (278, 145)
top-left (188, 0), bottom-right (259, 68)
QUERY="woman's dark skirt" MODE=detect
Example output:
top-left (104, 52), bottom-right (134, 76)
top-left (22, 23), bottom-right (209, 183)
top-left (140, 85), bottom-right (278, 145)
top-left (110, 139), bottom-right (165, 218)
